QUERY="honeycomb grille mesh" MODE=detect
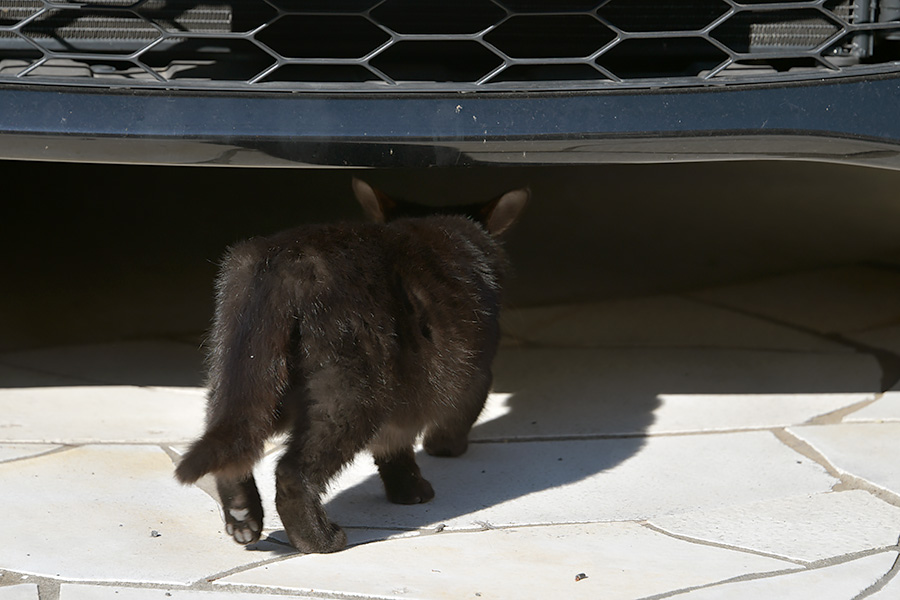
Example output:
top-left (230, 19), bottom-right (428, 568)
top-left (1, 0), bottom-right (899, 92)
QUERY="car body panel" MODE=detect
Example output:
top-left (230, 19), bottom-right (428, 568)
top-left (2, 73), bottom-right (900, 169)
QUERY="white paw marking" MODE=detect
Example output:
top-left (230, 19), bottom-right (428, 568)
top-left (229, 508), bottom-right (250, 521)
top-left (235, 528), bottom-right (253, 544)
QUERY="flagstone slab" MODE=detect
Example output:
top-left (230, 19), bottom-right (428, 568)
top-left (650, 490), bottom-right (900, 562)
top-left (0, 363), bottom-right (84, 387)
top-left (60, 585), bottom-right (319, 600)
top-left (845, 392), bottom-right (900, 422)
top-left (220, 522), bottom-right (790, 600)
top-left (645, 393), bottom-right (871, 434)
top-left (501, 296), bottom-right (845, 351)
top-left (1, 445), bottom-right (292, 584)
top-left (475, 346), bottom-right (880, 440)
top-left (246, 431), bottom-right (836, 536)
top-left (500, 304), bottom-right (577, 341)
top-left (473, 389), bottom-right (872, 441)
top-left (0, 386), bottom-right (205, 443)
top-left (675, 552), bottom-right (897, 600)
top-left (0, 444), bottom-right (62, 463)
top-left (788, 423), bottom-right (900, 497)
top-left (690, 266), bottom-right (900, 334)
top-left (0, 585), bottom-right (39, 600)
top-left (0, 341), bottom-right (204, 387)
top-left (266, 526), bottom-right (415, 550)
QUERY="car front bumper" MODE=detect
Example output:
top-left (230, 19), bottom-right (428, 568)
top-left (3, 72), bottom-right (900, 171)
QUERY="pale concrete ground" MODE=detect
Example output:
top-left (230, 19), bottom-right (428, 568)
top-left (2, 161), bottom-right (900, 598)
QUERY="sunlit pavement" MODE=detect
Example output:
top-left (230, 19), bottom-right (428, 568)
top-left (3, 161), bottom-right (900, 598)
top-left (2, 262), bottom-right (900, 599)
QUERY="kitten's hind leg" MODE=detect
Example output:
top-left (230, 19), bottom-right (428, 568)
top-left (371, 426), bottom-right (434, 505)
top-left (275, 434), bottom-right (352, 554)
top-left (274, 391), bottom-right (382, 554)
top-left (215, 474), bottom-right (264, 545)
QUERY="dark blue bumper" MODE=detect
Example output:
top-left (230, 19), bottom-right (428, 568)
top-left (3, 73), bottom-right (900, 170)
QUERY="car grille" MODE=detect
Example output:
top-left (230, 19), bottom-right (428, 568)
top-left (1, 0), bottom-right (899, 92)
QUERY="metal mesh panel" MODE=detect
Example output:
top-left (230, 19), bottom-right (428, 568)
top-left (0, 0), bottom-right (898, 91)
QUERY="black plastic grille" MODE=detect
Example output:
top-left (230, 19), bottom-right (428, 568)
top-left (1, 0), bottom-right (899, 92)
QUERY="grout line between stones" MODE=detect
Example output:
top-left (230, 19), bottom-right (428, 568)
top-left (853, 550), bottom-right (900, 599)
top-left (775, 428), bottom-right (900, 509)
top-left (37, 579), bottom-right (60, 600)
top-left (0, 444), bottom-right (80, 466)
top-left (208, 580), bottom-right (391, 600)
top-left (639, 548), bottom-right (900, 600)
top-left (684, 295), bottom-right (900, 392)
top-left (4, 511), bottom-right (892, 600)
top-left (5, 572), bottom-right (360, 600)
top-left (773, 428), bottom-right (843, 479)
top-left (469, 426), bottom-right (823, 445)
top-left (635, 569), bottom-right (808, 600)
top-left (833, 473), bottom-right (900, 509)
top-left (207, 517), bottom-right (810, 588)
top-left (639, 521), bottom-right (807, 566)
top-left (193, 551), bottom-right (303, 589)
top-left (0, 572), bottom-right (59, 600)
top-left (805, 394), bottom-right (883, 425)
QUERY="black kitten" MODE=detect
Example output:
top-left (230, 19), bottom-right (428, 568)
top-left (175, 178), bottom-right (528, 553)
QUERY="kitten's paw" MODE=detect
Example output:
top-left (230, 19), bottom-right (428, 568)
top-left (276, 491), bottom-right (348, 553)
top-left (224, 506), bottom-right (263, 545)
top-left (386, 476), bottom-right (435, 505)
top-left (216, 475), bottom-right (264, 546)
top-left (286, 520), bottom-right (348, 554)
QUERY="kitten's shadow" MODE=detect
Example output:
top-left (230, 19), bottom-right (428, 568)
top-left (278, 334), bottom-right (877, 548)
top-left (275, 345), bottom-right (664, 543)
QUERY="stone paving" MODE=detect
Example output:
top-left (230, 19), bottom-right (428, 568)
top-left (2, 264), bottom-right (900, 599)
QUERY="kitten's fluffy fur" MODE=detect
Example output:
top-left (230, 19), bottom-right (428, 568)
top-left (175, 179), bottom-right (527, 553)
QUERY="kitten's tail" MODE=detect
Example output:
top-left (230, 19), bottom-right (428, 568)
top-left (176, 242), bottom-right (293, 484)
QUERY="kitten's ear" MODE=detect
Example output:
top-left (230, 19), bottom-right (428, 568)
top-left (352, 178), bottom-right (397, 223)
top-left (482, 187), bottom-right (529, 237)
